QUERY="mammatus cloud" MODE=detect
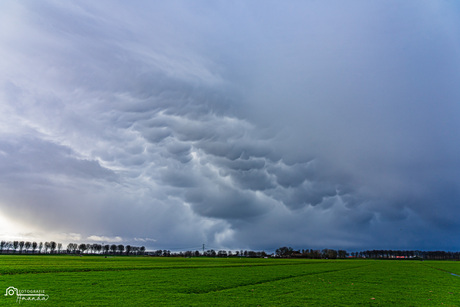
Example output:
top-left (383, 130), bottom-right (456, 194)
top-left (0, 0), bottom-right (459, 251)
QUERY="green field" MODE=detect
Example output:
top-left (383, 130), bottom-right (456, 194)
top-left (0, 256), bottom-right (459, 306)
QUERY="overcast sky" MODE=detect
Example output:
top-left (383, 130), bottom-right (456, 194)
top-left (0, 0), bottom-right (460, 252)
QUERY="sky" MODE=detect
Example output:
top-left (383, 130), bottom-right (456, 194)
top-left (0, 0), bottom-right (460, 252)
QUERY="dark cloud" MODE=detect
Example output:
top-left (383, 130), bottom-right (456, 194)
top-left (0, 0), bottom-right (459, 251)
top-left (0, 135), bottom-right (116, 184)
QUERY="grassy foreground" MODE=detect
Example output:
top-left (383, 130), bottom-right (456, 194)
top-left (0, 256), bottom-right (459, 306)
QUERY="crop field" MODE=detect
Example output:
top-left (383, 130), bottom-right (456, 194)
top-left (1, 256), bottom-right (459, 306)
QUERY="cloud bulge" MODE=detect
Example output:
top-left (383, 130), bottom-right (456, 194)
top-left (0, 0), bottom-right (460, 251)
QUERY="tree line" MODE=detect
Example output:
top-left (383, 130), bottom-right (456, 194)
top-left (0, 240), bottom-right (145, 255)
top-left (350, 249), bottom-right (460, 260)
top-left (149, 249), bottom-right (269, 258)
top-left (275, 247), bottom-right (348, 259)
top-left (2, 241), bottom-right (459, 260)
top-left (275, 247), bottom-right (460, 260)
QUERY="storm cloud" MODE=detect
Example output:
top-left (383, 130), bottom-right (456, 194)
top-left (0, 0), bottom-right (460, 251)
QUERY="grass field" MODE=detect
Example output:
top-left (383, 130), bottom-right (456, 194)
top-left (1, 255), bottom-right (459, 306)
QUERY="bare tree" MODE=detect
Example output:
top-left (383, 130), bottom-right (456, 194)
top-left (38, 242), bottom-right (43, 254)
top-left (50, 241), bottom-right (57, 254)
top-left (117, 244), bottom-right (124, 255)
top-left (19, 241), bottom-right (25, 253)
top-left (92, 244), bottom-right (100, 254)
top-left (5, 242), bottom-right (12, 253)
top-left (44, 242), bottom-right (50, 254)
top-left (79, 243), bottom-right (87, 254)
top-left (110, 244), bottom-right (117, 255)
top-left (13, 241), bottom-right (19, 253)
top-left (25, 242), bottom-right (31, 253)
top-left (32, 242), bottom-right (38, 254)
top-left (67, 243), bottom-right (77, 254)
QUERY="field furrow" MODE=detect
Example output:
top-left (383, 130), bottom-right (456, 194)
top-left (184, 263), bottom-right (370, 294)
